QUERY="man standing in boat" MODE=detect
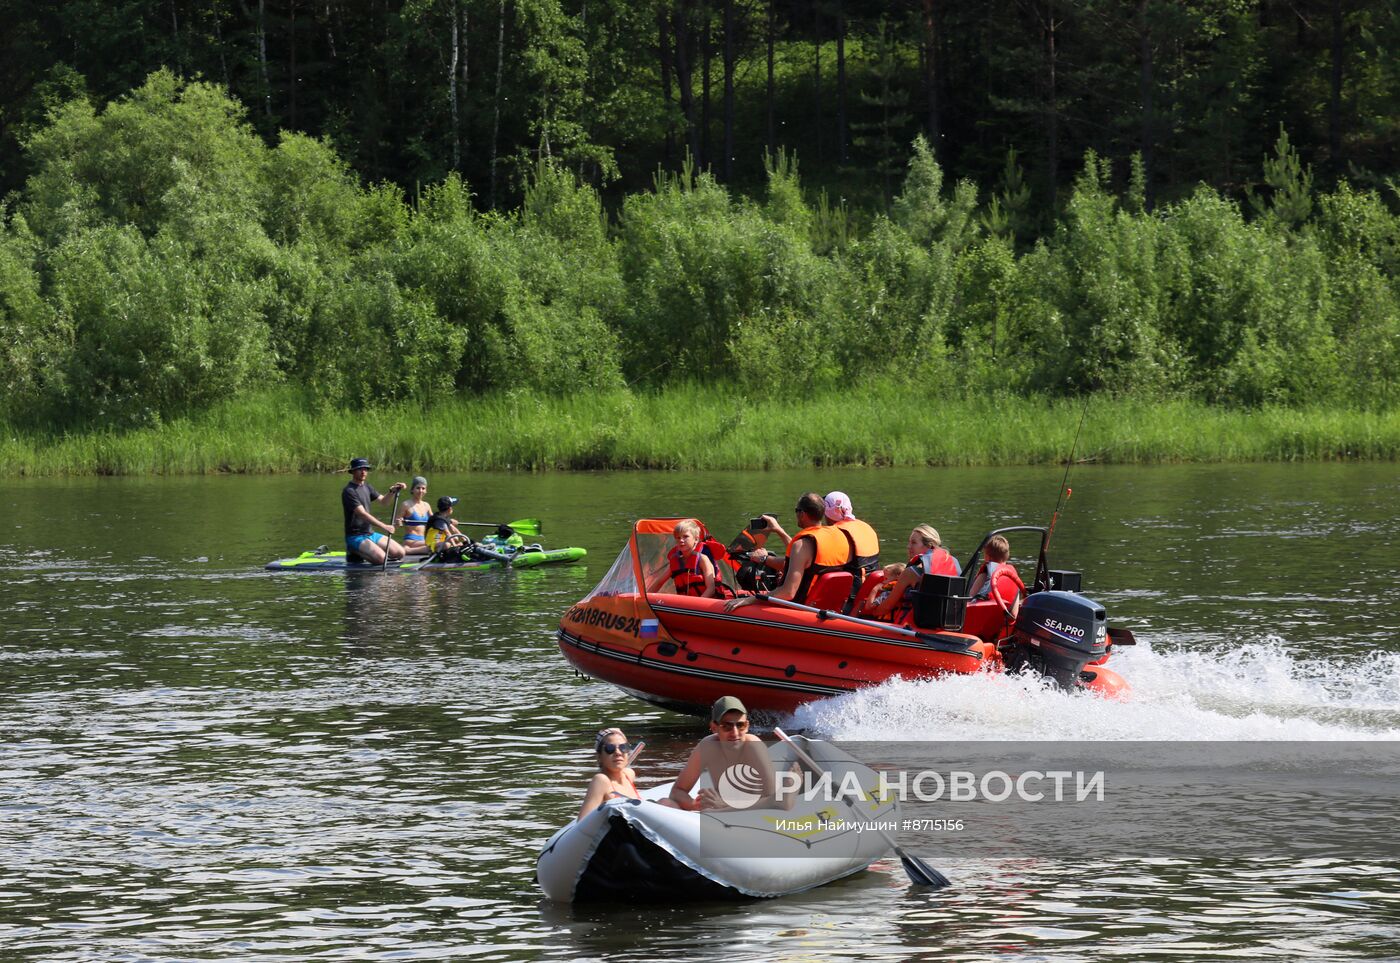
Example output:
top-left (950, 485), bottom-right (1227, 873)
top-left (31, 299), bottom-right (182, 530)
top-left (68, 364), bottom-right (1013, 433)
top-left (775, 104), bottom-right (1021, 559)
top-left (724, 492), bottom-right (852, 609)
top-left (342, 457), bottom-right (407, 565)
top-left (670, 697), bottom-right (783, 811)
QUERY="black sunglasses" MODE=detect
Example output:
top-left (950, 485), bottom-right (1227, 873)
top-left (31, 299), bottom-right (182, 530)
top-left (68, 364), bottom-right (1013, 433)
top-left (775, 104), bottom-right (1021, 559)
top-left (599, 742), bottom-right (635, 755)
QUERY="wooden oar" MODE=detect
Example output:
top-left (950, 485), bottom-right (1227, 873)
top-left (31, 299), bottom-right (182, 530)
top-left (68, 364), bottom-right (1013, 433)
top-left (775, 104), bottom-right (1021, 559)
top-left (773, 727), bottom-right (950, 889)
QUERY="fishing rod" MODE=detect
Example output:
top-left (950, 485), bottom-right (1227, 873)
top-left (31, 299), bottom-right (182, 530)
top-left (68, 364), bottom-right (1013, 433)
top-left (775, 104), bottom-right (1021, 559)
top-left (1047, 395), bottom-right (1091, 551)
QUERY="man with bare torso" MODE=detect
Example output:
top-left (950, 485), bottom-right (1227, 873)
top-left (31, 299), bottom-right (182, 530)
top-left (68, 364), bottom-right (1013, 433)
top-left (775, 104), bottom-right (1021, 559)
top-left (669, 696), bottom-right (782, 811)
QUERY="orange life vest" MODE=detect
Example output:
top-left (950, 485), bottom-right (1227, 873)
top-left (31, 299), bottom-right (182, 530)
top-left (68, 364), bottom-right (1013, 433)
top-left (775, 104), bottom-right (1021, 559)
top-left (919, 547), bottom-right (960, 577)
top-left (833, 518), bottom-right (880, 574)
top-left (788, 524), bottom-right (852, 604)
top-left (666, 546), bottom-right (710, 596)
top-left (696, 525), bottom-right (738, 573)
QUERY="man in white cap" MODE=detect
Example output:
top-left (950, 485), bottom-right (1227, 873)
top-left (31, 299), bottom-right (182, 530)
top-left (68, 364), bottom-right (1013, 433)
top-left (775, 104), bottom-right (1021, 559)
top-left (669, 696), bottom-right (781, 811)
top-left (823, 490), bottom-right (881, 577)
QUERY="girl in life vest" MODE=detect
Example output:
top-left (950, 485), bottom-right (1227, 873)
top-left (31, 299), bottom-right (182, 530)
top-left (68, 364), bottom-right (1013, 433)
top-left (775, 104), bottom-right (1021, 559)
top-left (968, 534), bottom-right (1026, 620)
top-left (650, 519), bottom-right (722, 598)
top-left (860, 562), bottom-right (907, 614)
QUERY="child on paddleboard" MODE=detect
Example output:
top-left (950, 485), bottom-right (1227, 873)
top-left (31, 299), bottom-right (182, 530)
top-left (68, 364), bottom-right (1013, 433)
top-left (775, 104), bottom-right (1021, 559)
top-left (425, 496), bottom-right (470, 560)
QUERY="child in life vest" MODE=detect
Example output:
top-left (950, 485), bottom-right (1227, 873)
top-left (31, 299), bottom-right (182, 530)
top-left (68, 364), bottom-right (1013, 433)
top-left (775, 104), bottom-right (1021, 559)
top-left (968, 534), bottom-right (1024, 618)
top-left (648, 519), bottom-right (720, 598)
top-left (860, 562), bottom-right (907, 615)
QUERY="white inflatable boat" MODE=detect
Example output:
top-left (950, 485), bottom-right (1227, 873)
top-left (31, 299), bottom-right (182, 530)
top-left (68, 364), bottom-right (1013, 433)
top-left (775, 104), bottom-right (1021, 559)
top-left (536, 736), bottom-right (898, 902)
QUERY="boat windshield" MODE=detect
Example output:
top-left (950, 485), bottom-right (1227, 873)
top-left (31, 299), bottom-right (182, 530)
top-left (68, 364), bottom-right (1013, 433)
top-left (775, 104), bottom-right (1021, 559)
top-left (634, 525), bottom-right (740, 597)
top-left (583, 520), bottom-right (741, 601)
top-left (634, 530), bottom-right (674, 594)
top-left (583, 546), bottom-right (637, 600)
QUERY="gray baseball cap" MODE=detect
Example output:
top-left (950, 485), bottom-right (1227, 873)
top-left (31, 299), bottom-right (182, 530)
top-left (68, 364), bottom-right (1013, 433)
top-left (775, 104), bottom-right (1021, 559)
top-left (711, 695), bottom-right (748, 722)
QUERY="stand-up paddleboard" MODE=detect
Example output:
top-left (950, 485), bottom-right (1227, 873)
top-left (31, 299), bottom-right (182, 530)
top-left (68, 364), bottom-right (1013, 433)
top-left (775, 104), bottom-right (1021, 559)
top-left (265, 545), bottom-right (586, 572)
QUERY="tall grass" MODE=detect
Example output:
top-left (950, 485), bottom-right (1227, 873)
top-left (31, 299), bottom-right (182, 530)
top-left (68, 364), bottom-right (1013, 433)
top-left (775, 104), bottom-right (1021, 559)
top-left (2, 386), bottom-right (1397, 476)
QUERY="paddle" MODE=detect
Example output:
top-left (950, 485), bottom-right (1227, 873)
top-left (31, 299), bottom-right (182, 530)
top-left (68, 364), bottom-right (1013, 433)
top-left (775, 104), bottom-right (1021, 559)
top-left (772, 726), bottom-right (950, 889)
top-left (416, 533), bottom-right (514, 569)
top-left (382, 488), bottom-right (402, 571)
top-left (455, 518), bottom-right (543, 537)
top-left (625, 740), bottom-right (645, 766)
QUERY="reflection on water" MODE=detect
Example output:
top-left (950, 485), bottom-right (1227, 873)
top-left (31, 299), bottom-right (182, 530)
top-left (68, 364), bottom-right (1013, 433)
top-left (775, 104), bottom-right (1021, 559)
top-left (2, 465), bottom-right (1398, 959)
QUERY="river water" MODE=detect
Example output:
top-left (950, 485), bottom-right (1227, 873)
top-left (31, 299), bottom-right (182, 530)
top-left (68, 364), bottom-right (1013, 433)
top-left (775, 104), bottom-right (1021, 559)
top-left (3, 464), bottom-right (1398, 960)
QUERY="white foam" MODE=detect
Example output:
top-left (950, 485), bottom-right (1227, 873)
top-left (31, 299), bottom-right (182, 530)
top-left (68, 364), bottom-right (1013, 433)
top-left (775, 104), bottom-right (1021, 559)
top-left (787, 637), bottom-right (1400, 741)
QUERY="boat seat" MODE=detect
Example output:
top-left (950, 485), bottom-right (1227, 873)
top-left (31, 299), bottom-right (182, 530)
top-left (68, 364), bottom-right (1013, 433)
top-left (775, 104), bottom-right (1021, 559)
top-left (802, 572), bottom-right (854, 610)
top-left (961, 599), bottom-right (1013, 643)
top-left (851, 570), bottom-right (885, 612)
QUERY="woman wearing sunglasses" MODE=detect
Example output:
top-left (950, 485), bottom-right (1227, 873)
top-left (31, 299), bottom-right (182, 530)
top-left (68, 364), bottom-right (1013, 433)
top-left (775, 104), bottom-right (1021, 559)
top-left (577, 728), bottom-right (643, 820)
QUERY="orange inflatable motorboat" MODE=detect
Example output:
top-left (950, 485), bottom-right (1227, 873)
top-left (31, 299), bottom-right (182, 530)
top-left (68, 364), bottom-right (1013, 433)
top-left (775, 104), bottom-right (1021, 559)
top-left (557, 519), bottom-right (1134, 719)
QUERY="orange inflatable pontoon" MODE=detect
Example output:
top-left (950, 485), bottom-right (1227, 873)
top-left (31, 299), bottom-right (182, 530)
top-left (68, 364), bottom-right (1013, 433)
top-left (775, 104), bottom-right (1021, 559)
top-left (557, 519), bottom-right (1132, 719)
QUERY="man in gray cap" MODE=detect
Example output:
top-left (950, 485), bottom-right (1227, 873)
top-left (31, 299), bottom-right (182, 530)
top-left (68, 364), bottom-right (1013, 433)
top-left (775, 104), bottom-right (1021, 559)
top-left (668, 696), bottom-right (781, 811)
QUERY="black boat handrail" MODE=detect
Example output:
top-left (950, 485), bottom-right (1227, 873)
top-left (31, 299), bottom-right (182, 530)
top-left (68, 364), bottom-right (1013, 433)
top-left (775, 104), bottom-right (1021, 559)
top-left (960, 524), bottom-right (1054, 595)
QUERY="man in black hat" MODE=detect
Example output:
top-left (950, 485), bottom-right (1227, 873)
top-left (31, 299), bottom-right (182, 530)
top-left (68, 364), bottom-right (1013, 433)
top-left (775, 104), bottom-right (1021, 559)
top-left (342, 457), bottom-right (407, 564)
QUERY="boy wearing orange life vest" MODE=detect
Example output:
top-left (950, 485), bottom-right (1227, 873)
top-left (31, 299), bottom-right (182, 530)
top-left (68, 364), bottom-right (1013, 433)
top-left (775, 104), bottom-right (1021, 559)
top-left (968, 534), bottom-right (1026, 619)
top-left (649, 519), bottom-right (721, 598)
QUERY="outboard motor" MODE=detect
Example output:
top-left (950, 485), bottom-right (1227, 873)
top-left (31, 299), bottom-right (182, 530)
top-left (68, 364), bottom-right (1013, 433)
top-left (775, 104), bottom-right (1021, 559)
top-left (1003, 591), bottom-right (1107, 689)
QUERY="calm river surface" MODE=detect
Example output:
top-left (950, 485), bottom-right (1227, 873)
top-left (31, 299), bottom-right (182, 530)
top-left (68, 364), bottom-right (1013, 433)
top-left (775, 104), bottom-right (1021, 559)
top-left (3, 464), bottom-right (1399, 961)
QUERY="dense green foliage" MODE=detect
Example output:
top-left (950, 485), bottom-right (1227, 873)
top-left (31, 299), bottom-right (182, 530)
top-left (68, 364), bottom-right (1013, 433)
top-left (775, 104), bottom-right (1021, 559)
top-left (1, 71), bottom-right (1396, 443)
top-left (3, 1), bottom-right (1397, 210)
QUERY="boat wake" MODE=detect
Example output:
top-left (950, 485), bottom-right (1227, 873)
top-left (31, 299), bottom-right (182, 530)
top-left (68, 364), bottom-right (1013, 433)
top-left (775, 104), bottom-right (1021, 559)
top-left (788, 635), bottom-right (1400, 741)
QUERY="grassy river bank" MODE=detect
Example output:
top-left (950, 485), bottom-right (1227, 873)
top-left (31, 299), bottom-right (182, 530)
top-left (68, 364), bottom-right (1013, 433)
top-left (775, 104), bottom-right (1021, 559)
top-left (3, 387), bottom-right (1397, 476)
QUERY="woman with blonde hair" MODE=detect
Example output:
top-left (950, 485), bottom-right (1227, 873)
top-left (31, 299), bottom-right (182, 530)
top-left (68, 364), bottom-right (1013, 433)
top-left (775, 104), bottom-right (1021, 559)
top-left (578, 728), bottom-right (641, 820)
top-left (864, 524), bottom-right (960, 621)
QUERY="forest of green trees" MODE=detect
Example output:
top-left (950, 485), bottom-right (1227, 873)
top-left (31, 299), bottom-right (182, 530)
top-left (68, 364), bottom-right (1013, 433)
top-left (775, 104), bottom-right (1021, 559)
top-left (0, 1), bottom-right (1397, 443)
